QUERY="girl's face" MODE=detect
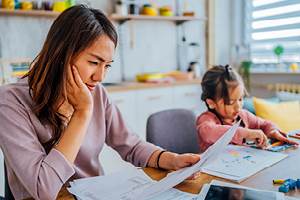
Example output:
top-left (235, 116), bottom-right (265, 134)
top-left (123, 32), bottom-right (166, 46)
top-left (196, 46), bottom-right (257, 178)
top-left (72, 34), bottom-right (115, 92)
top-left (209, 84), bottom-right (244, 123)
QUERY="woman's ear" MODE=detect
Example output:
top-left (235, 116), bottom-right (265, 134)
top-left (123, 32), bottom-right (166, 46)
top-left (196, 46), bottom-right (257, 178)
top-left (206, 99), bottom-right (216, 109)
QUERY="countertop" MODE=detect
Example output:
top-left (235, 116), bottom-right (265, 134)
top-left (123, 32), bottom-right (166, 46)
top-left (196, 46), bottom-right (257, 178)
top-left (102, 77), bottom-right (202, 92)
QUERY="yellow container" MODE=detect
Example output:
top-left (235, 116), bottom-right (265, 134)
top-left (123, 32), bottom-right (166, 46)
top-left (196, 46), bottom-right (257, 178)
top-left (142, 5), bottom-right (157, 16)
top-left (20, 1), bottom-right (33, 10)
top-left (2, 0), bottom-right (15, 9)
top-left (52, 1), bottom-right (67, 12)
top-left (136, 73), bottom-right (163, 82)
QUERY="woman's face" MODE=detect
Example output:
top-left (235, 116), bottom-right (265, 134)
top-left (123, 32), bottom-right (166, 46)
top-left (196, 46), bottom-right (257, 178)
top-left (72, 34), bottom-right (115, 92)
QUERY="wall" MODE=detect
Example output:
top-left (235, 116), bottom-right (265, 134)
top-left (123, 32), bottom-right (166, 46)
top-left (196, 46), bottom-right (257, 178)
top-left (0, 0), bottom-right (207, 82)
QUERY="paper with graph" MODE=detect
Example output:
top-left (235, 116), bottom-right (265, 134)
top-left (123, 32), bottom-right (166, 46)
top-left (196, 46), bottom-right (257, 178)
top-left (202, 145), bottom-right (288, 182)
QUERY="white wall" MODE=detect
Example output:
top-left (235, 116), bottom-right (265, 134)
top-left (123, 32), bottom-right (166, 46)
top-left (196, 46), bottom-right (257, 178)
top-left (0, 0), bottom-right (207, 82)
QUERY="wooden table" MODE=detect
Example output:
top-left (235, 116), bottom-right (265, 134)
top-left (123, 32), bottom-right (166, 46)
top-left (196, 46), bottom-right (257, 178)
top-left (27, 130), bottom-right (300, 199)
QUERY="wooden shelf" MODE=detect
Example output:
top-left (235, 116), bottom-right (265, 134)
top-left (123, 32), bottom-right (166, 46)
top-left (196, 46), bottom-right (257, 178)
top-left (109, 13), bottom-right (207, 23)
top-left (0, 8), bottom-right (59, 18)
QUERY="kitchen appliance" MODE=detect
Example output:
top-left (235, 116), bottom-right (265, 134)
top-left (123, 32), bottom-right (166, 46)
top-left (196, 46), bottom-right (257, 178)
top-left (187, 42), bottom-right (201, 77)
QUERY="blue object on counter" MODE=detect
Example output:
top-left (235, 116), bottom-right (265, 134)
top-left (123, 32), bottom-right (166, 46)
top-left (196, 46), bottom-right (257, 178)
top-left (279, 183), bottom-right (290, 193)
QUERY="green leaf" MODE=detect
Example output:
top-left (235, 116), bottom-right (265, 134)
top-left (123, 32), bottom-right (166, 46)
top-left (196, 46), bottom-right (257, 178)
top-left (274, 45), bottom-right (284, 56)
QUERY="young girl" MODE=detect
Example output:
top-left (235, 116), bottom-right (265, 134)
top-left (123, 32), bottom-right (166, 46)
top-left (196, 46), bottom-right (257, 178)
top-left (196, 65), bottom-right (298, 153)
top-left (0, 5), bottom-right (200, 200)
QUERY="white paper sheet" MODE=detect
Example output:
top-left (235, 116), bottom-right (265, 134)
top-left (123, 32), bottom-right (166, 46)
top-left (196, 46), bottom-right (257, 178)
top-left (132, 120), bottom-right (241, 200)
top-left (202, 145), bottom-right (288, 182)
top-left (67, 168), bottom-right (198, 200)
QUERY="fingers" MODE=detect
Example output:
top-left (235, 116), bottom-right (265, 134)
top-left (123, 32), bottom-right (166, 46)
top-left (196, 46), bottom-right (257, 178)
top-left (186, 169), bottom-right (202, 180)
top-left (255, 131), bottom-right (268, 147)
top-left (182, 154), bottom-right (200, 166)
top-left (67, 64), bottom-right (75, 88)
top-left (270, 130), bottom-right (299, 145)
top-left (276, 135), bottom-right (299, 145)
top-left (71, 65), bottom-right (84, 88)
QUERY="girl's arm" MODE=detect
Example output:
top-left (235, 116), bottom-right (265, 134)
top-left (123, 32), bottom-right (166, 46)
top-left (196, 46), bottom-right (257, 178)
top-left (196, 112), bottom-right (244, 145)
top-left (243, 110), bottom-right (298, 145)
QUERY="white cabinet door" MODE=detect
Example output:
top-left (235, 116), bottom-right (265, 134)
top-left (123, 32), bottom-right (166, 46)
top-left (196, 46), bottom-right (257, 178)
top-left (173, 84), bottom-right (207, 117)
top-left (108, 90), bottom-right (138, 132)
top-left (99, 90), bottom-right (137, 174)
top-left (99, 144), bottom-right (135, 175)
top-left (136, 87), bottom-right (173, 140)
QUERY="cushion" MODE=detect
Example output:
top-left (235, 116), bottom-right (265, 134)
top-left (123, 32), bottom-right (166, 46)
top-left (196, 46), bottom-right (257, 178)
top-left (243, 97), bottom-right (280, 115)
top-left (276, 91), bottom-right (300, 103)
top-left (252, 97), bottom-right (300, 132)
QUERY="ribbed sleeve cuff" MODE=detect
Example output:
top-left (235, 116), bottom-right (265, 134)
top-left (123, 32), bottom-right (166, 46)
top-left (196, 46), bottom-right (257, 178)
top-left (43, 148), bottom-right (75, 183)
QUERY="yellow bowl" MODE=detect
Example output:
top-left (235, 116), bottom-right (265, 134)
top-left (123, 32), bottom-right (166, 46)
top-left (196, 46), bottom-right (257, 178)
top-left (136, 73), bottom-right (163, 82)
top-left (142, 6), bottom-right (158, 16)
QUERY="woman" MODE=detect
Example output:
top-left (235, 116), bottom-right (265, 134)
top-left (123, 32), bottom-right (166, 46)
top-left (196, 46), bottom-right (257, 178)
top-left (0, 5), bottom-right (200, 200)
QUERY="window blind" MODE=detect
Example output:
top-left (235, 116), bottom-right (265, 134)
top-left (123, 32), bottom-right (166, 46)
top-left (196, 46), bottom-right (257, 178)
top-left (244, 0), bottom-right (300, 63)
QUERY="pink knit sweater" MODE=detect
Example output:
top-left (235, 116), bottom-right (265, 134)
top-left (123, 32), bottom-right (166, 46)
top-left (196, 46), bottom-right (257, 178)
top-left (196, 109), bottom-right (280, 153)
top-left (0, 78), bottom-right (160, 200)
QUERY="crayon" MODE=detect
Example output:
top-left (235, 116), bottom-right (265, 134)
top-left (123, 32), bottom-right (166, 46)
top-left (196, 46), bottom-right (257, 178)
top-left (273, 180), bottom-right (285, 183)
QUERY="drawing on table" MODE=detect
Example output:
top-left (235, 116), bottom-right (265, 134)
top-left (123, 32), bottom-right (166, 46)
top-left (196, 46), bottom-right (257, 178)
top-left (204, 145), bottom-right (278, 177)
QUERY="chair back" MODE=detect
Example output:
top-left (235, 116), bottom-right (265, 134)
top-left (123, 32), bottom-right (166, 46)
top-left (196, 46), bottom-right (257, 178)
top-left (146, 109), bottom-right (200, 154)
top-left (4, 162), bottom-right (14, 200)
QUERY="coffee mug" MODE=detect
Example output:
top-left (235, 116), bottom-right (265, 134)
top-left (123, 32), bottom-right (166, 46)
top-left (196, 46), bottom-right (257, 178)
top-left (52, 1), bottom-right (67, 12)
top-left (41, 1), bottom-right (52, 10)
top-left (20, 1), bottom-right (33, 10)
top-left (2, 0), bottom-right (15, 9)
top-left (31, 1), bottom-right (39, 9)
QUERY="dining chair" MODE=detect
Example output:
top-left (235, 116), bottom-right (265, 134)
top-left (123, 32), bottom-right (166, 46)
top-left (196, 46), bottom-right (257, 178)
top-left (4, 162), bottom-right (14, 200)
top-left (146, 108), bottom-right (200, 154)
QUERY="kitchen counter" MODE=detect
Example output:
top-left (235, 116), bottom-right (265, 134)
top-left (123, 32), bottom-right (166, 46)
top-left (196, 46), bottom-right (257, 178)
top-left (102, 77), bottom-right (202, 92)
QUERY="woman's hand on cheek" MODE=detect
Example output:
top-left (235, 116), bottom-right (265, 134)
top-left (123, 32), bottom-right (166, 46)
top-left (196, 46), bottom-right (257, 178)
top-left (174, 154), bottom-right (201, 180)
top-left (67, 65), bottom-right (94, 113)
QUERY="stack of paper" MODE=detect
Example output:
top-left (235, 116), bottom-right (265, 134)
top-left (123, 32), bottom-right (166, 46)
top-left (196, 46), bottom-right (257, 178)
top-left (202, 145), bottom-right (288, 183)
top-left (67, 121), bottom-right (241, 199)
top-left (67, 168), bottom-right (198, 200)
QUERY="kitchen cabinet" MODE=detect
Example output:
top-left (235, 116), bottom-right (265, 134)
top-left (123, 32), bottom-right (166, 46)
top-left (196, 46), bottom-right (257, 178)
top-left (173, 84), bottom-right (206, 114)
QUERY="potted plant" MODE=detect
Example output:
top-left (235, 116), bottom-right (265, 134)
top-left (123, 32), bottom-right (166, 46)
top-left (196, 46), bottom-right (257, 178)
top-left (238, 61), bottom-right (253, 91)
top-left (274, 45), bottom-right (284, 71)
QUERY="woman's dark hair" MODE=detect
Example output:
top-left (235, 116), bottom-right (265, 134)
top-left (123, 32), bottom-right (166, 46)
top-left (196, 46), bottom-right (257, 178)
top-left (25, 5), bottom-right (118, 154)
top-left (201, 64), bottom-right (245, 107)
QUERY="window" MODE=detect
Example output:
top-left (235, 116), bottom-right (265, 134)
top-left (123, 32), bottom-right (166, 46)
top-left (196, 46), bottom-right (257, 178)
top-left (244, 0), bottom-right (300, 64)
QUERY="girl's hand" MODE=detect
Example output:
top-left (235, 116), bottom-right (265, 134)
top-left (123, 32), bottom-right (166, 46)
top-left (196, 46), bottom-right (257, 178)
top-left (173, 154), bottom-right (201, 180)
top-left (67, 65), bottom-right (93, 113)
top-left (243, 128), bottom-right (268, 147)
top-left (269, 129), bottom-right (299, 145)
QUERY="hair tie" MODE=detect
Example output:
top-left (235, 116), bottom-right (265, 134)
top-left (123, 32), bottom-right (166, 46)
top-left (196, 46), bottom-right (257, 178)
top-left (224, 64), bottom-right (233, 80)
top-left (156, 150), bottom-right (166, 170)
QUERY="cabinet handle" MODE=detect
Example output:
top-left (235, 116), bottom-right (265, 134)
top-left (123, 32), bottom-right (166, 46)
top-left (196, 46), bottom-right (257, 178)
top-left (187, 106), bottom-right (198, 111)
top-left (185, 92), bottom-right (198, 96)
top-left (114, 99), bottom-right (125, 104)
top-left (149, 95), bottom-right (163, 100)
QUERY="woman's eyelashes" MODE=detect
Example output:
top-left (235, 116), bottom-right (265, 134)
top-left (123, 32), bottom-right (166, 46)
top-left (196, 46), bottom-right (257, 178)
top-left (89, 61), bottom-right (112, 69)
top-left (89, 61), bottom-right (98, 66)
